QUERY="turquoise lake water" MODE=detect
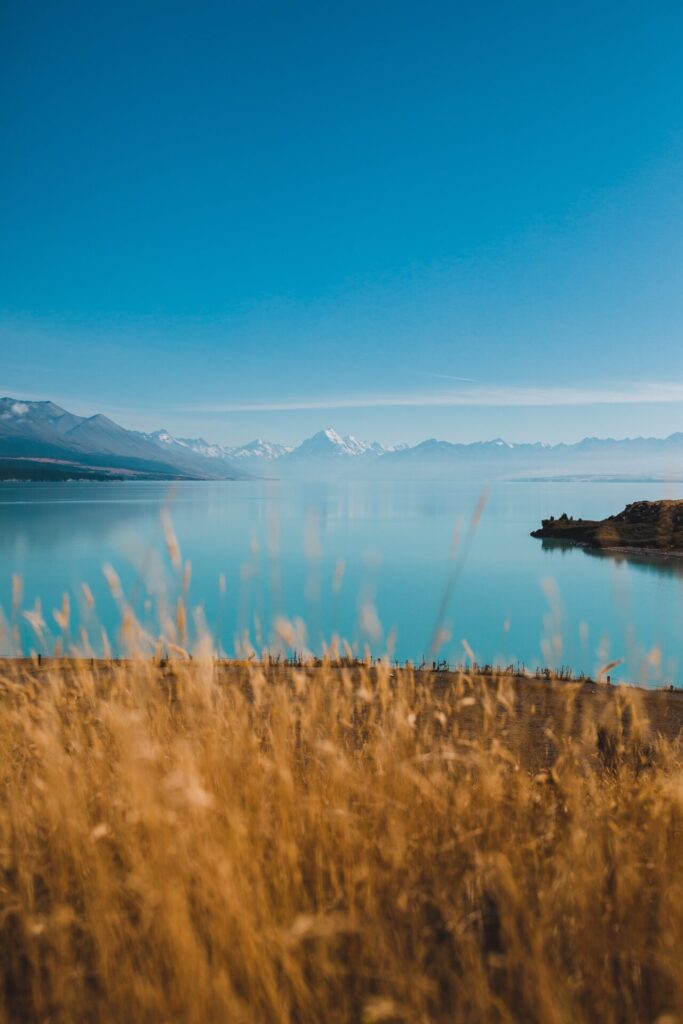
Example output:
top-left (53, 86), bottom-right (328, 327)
top-left (1, 479), bottom-right (682, 685)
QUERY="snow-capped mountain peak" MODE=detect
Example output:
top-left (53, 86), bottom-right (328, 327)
top-left (141, 424), bottom-right (399, 466)
top-left (286, 428), bottom-right (391, 460)
top-left (149, 429), bottom-right (187, 446)
top-left (140, 429), bottom-right (234, 461)
top-left (5, 394), bottom-right (683, 483)
top-left (231, 439), bottom-right (293, 460)
top-left (141, 429), bottom-right (292, 463)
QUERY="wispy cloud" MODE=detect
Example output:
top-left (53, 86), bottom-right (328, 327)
top-left (182, 381), bottom-right (683, 414)
top-left (424, 373), bottom-right (477, 383)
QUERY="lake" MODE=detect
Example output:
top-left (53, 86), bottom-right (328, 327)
top-left (1, 478), bottom-right (682, 685)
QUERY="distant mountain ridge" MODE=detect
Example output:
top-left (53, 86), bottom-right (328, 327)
top-left (0, 398), bottom-right (250, 481)
top-left (141, 429), bottom-right (293, 464)
top-left (140, 426), bottom-right (405, 474)
top-left (2, 395), bottom-right (683, 481)
top-left (279, 428), bottom-right (404, 463)
top-left (129, 424), bottom-right (683, 481)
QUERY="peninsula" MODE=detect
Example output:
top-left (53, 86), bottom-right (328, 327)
top-left (531, 499), bottom-right (683, 555)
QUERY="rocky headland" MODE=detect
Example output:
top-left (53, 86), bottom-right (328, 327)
top-left (531, 499), bottom-right (683, 556)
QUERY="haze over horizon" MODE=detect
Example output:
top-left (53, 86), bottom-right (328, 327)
top-left (6, 392), bottom-right (683, 457)
top-left (2, 1), bottom-right (683, 446)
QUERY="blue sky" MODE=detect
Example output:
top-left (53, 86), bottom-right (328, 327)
top-left (2, 0), bottom-right (683, 445)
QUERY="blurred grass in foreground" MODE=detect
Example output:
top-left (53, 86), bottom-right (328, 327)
top-left (1, 655), bottom-right (683, 1023)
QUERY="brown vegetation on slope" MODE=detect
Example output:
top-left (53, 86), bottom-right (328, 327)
top-left (532, 499), bottom-right (683, 554)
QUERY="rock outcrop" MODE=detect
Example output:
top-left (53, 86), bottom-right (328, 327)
top-left (531, 500), bottom-right (683, 554)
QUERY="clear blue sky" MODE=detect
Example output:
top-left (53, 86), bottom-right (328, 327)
top-left (2, 0), bottom-right (683, 445)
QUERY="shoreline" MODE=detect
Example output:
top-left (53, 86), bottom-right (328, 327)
top-left (3, 657), bottom-right (683, 754)
top-left (1, 655), bottom-right (680, 694)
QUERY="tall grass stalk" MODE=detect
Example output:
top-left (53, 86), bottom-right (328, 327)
top-left (1, 652), bottom-right (682, 1023)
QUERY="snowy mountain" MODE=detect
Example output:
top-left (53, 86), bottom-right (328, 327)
top-left (141, 426), bottom-right (397, 476)
top-left (374, 434), bottom-right (683, 480)
top-left (141, 430), bottom-right (292, 464)
top-left (141, 429), bottom-right (234, 462)
top-left (282, 428), bottom-right (391, 460)
top-left (4, 395), bottom-right (683, 482)
top-left (266, 429), bottom-right (407, 477)
top-left (229, 439), bottom-right (293, 461)
top-left (0, 398), bottom-right (250, 481)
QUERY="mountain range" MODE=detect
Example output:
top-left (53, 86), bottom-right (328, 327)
top-left (2, 396), bottom-right (683, 482)
top-left (143, 425), bottom-right (407, 476)
top-left (0, 398), bottom-right (249, 481)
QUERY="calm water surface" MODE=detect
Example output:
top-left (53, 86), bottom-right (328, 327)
top-left (2, 479), bottom-right (682, 685)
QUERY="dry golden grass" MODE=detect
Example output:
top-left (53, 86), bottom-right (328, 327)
top-left (1, 656), bottom-right (683, 1023)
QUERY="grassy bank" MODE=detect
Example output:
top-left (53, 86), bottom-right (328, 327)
top-left (1, 657), bottom-right (683, 1022)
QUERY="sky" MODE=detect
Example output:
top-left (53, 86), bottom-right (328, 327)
top-left (2, 0), bottom-right (683, 446)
